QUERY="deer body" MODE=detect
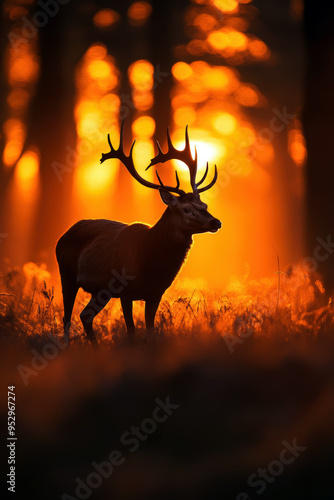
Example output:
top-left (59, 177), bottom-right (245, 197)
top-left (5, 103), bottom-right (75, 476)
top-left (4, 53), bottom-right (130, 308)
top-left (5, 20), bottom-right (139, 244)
top-left (56, 123), bottom-right (221, 343)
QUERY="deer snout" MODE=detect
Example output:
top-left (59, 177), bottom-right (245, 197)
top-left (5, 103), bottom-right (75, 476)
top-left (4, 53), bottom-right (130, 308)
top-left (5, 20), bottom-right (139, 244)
top-left (209, 218), bottom-right (222, 233)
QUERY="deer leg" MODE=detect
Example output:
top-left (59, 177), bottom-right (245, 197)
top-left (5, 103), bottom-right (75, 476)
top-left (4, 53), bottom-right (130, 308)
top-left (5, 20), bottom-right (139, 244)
top-left (121, 297), bottom-right (135, 338)
top-left (80, 293), bottom-right (110, 345)
top-left (61, 276), bottom-right (78, 342)
top-left (145, 296), bottom-right (161, 330)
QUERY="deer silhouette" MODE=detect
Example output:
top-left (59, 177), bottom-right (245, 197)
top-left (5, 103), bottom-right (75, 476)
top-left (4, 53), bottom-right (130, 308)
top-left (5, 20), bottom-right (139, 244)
top-left (56, 121), bottom-right (221, 344)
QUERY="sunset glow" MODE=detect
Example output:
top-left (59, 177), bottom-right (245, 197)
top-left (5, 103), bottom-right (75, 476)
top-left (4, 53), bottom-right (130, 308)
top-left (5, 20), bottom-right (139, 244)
top-left (0, 0), bottom-right (308, 287)
top-left (2, 5), bottom-right (333, 499)
top-left (2, 119), bottom-right (26, 169)
top-left (289, 127), bottom-right (307, 166)
top-left (74, 43), bottom-right (120, 202)
top-left (15, 150), bottom-right (39, 186)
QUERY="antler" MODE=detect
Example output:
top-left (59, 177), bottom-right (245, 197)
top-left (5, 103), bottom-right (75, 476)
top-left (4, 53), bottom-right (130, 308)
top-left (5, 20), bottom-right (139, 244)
top-left (100, 120), bottom-right (186, 196)
top-left (147, 126), bottom-right (218, 194)
top-left (197, 163), bottom-right (218, 194)
top-left (101, 120), bottom-right (218, 196)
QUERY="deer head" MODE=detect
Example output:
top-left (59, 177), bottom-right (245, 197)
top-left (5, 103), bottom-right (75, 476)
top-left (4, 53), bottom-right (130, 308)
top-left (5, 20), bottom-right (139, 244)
top-left (100, 120), bottom-right (221, 235)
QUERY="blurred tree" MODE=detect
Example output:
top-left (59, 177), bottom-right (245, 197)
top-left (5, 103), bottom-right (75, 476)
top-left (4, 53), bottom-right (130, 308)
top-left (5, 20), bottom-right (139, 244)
top-left (26, 1), bottom-right (86, 262)
top-left (251, 0), bottom-right (305, 269)
top-left (149, 0), bottom-right (189, 141)
top-left (0, 8), bottom-right (13, 260)
top-left (303, 0), bottom-right (334, 291)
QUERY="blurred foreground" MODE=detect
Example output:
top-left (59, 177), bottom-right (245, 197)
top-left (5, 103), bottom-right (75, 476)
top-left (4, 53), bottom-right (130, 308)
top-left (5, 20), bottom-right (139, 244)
top-left (1, 262), bottom-right (334, 499)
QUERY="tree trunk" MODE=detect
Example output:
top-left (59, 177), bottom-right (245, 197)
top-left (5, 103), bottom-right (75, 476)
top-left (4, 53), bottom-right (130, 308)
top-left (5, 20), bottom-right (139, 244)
top-left (303, 0), bottom-right (334, 292)
top-left (27, 2), bottom-right (86, 267)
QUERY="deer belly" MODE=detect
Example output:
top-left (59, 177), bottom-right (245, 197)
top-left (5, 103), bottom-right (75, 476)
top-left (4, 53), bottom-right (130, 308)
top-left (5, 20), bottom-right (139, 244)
top-left (127, 271), bottom-right (174, 301)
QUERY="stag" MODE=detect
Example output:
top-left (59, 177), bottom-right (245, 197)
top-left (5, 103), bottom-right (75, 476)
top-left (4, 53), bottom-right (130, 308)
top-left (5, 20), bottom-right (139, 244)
top-left (56, 121), bottom-right (221, 344)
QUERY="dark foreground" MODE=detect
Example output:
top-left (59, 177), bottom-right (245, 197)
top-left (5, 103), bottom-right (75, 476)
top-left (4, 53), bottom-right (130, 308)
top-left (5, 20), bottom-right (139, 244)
top-left (1, 333), bottom-right (334, 500)
top-left (1, 262), bottom-right (334, 499)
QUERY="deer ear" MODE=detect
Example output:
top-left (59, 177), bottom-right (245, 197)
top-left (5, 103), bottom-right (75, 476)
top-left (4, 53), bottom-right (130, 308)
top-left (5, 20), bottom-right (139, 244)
top-left (159, 189), bottom-right (178, 206)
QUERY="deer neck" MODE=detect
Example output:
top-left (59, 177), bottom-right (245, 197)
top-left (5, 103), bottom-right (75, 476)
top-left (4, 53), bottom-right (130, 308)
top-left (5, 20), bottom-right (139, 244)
top-left (150, 208), bottom-right (192, 250)
top-left (142, 208), bottom-right (192, 286)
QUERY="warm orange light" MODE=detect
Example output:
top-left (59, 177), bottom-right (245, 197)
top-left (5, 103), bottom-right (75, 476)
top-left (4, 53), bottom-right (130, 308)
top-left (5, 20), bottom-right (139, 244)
top-left (85, 44), bottom-right (108, 60)
top-left (205, 67), bottom-right (231, 90)
top-left (256, 143), bottom-right (274, 164)
top-left (87, 60), bottom-right (111, 79)
top-left (133, 139), bottom-right (155, 170)
top-left (8, 44), bottom-right (39, 85)
top-left (213, 112), bottom-right (237, 135)
top-left (75, 101), bottom-right (97, 121)
top-left (127, 1), bottom-right (152, 25)
top-left (226, 17), bottom-right (249, 31)
top-left (76, 45), bottom-right (120, 152)
top-left (132, 90), bottom-right (154, 111)
top-left (77, 110), bottom-right (102, 138)
top-left (194, 13), bottom-right (217, 32)
top-left (74, 45), bottom-right (121, 207)
top-left (208, 30), bottom-right (230, 51)
top-left (208, 28), bottom-right (248, 53)
top-left (174, 107), bottom-right (197, 127)
top-left (289, 129), bottom-right (307, 166)
top-left (235, 85), bottom-right (259, 106)
top-left (128, 60), bottom-right (154, 90)
top-left (173, 131), bottom-right (225, 177)
top-left (229, 30), bottom-right (248, 50)
top-left (78, 46), bottom-right (119, 96)
top-left (248, 39), bottom-right (270, 59)
top-left (93, 9), bottom-right (120, 28)
top-left (23, 262), bottom-right (50, 283)
top-left (7, 89), bottom-right (29, 111)
top-left (187, 40), bottom-right (207, 56)
top-left (15, 150), bottom-right (39, 183)
top-left (194, 139), bottom-right (226, 165)
top-left (100, 93), bottom-right (121, 112)
top-left (132, 116), bottom-right (155, 138)
top-left (235, 125), bottom-right (256, 145)
top-left (2, 119), bottom-right (26, 168)
top-left (75, 161), bottom-right (115, 194)
top-left (3, 143), bottom-right (21, 168)
top-left (213, 0), bottom-right (239, 14)
top-left (249, 163), bottom-right (271, 190)
top-left (172, 62), bottom-right (193, 81)
top-left (189, 60), bottom-right (209, 74)
top-left (9, 6), bottom-right (29, 21)
top-left (129, 60), bottom-right (154, 112)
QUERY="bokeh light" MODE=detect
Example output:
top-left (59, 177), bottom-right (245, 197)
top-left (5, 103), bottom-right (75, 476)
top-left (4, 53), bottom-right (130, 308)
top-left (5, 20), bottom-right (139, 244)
top-left (93, 9), bottom-right (120, 28)
top-left (15, 150), bottom-right (39, 188)
top-left (127, 1), bottom-right (153, 26)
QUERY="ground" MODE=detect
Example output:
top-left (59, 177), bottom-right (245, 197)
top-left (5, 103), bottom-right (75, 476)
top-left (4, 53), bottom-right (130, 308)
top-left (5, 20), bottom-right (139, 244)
top-left (0, 262), bottom-right (334, 499)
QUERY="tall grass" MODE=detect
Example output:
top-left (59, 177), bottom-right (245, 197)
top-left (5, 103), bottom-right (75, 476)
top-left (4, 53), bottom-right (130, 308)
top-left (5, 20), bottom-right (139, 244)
top-left (0, 260), bottom-right (332, 346)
